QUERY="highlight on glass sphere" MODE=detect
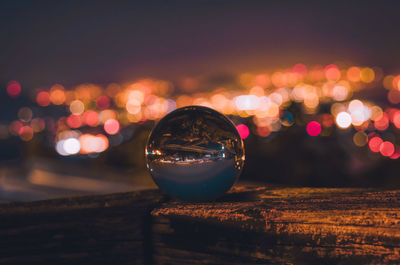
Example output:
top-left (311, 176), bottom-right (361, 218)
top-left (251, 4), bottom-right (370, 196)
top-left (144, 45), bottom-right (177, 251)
top-left (145, 105), bottom-right (245, 201)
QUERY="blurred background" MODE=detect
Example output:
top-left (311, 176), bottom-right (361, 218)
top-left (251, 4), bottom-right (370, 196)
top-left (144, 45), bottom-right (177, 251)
top-left (1, 0), bottom-right (400, 202)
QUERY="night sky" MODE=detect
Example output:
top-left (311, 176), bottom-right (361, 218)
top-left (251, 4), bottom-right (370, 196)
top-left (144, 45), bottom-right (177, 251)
top-left (1, 1), bottom-right (400, 88)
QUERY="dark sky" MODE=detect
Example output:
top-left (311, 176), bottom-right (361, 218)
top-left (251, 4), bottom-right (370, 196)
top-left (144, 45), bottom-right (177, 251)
top-left (1, 0), bottom-right (400, 88)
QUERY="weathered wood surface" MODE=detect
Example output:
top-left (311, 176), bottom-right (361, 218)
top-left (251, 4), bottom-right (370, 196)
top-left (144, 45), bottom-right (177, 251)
top-left (152, 186), bottom-right (400, 264)
top-left (0, 189), bottom-right (163, 265)
top-left (0, 185), bottom-right (399, 264)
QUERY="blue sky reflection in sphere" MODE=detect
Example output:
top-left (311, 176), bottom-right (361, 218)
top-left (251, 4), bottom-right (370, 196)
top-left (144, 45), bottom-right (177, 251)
top-left (145, 106), bottom-right (245, 201)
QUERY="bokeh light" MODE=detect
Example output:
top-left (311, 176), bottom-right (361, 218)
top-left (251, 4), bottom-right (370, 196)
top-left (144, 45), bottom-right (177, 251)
top-left (336, 112), bottom-right (352, 129)
top-left (36, 91), bottom-right (51, 106)
top-left (19, 126), bottom-right (34, 141)
top-left (380, 141), bottom-right (395, 157)
top-left (70, 100), bottom-right (85, 115)
top-left (353, 131), bottom-right (367, 147)
top-left (63, 138), bottom-right (81, 155)
top-left (5, 63), bottom-right (400, 160)
top-left (104, 119), bottom-right (120, 135)
top-left (18, 107), bottom-right (33, 122)
top-left (6, 81), bottom-right (21, 98)
top-left (306, 121), bottom-right (321, 136)
top-left (236, 124), bottom-right (250, 139)
top-left (369, 136), bottom-right (383, 153)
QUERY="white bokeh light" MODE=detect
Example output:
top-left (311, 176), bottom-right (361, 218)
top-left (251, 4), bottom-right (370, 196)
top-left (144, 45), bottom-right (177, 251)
top-left (336, 112), bottom-right (352, 129)
top-left (63, 138), bottom-right (81, 155)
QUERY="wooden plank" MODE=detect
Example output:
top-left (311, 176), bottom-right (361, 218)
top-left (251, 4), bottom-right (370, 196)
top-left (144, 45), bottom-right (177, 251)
top-left (1, 184), bottom-right (399, 264)
top-left (0, 189), bottom-right (163, 265)
top-left (152, 186), bottom-right (400, 264)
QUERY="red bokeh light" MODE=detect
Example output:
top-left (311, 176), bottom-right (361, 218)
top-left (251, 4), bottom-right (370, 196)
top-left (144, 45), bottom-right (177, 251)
top-left (36, 91), bottom-right (51, 107)
top-left (321, 114), bottom-right (334, 127)
top-left (368, 136), bottom-right (383, 153)
top-left (236, 124), bottom-right (249, 139)
top-left (6, 81), bottom-right (21, 98)
top-left (66, 114), bottom-right (83, 128)
top-left (18, 126), bottom-right (34, 141)
top-left (306, 121), bottom-right (321, 136)
top-left (104, 119), bottom-right (120, 135)
top-left (380, 141), bottom-right (395, 157)
top-left (292, 63), bottom-right (308, 77)
top-left (392, 110), bottom-right (400, 129)
top-left (9, 121), bottom-right (23, 135)
top-left (96, 95), bottom-right (111, 110)
top-left (390, 148), bottom-right (400, 159)
top-left (83, 110), bottom-right (98, 127)
top-left (374, 113), bottom-right (389, 131)
top-left (257, 126), bottom-right (271, 137)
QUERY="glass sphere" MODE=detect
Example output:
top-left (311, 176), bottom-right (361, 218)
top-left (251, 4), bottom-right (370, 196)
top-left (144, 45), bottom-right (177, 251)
top-left (145, 106), bottom-right (245, 201)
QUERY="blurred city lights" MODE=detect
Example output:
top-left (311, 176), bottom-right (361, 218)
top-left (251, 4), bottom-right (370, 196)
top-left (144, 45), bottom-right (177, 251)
top-left (4, 63), bottom-right (400, 160)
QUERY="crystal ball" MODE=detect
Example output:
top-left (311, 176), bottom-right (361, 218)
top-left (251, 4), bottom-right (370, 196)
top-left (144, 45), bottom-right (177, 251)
top-left (145, 106), bottom-right (245, 201)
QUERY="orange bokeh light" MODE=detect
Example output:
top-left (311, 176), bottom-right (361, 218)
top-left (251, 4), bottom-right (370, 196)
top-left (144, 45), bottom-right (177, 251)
top-left (325, 64), bottom-right (341, 80)
top-left (83, 110), bottom-right (98, 127)
top-left (346, 67), bottom-right (361, 82)
top-left (50, 85), bottom-right (66, 105)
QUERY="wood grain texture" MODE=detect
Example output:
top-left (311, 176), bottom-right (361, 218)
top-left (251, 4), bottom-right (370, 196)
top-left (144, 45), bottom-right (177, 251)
top-left (1, 185), bottom-right (399, 264)
top-left (0, 189), bottom-right (163, 265)
top-left (152, 186), bottom-right (400, 264)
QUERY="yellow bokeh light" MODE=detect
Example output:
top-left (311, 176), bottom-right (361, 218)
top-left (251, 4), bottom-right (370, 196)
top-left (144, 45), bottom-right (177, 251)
top-left (304, 93), bottom-right (319, 109)
top-left (382, 75), bottom-right (394, 90)
top-left (360, 67), bottom-right (375, 83)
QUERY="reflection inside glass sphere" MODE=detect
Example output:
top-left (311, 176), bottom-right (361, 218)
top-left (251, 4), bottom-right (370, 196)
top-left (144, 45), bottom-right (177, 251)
top-left (145, 106), bottom-right (245, 201)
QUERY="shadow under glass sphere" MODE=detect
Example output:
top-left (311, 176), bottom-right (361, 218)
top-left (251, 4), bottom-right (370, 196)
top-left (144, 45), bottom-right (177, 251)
top-left (145, 106), bottom-right (245, 201)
